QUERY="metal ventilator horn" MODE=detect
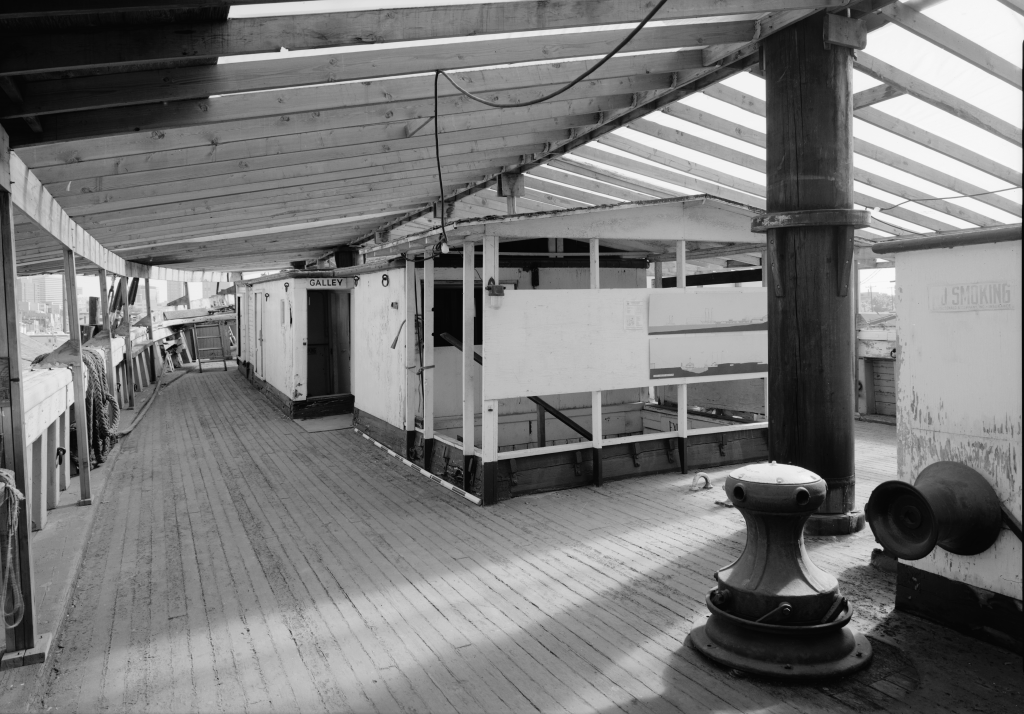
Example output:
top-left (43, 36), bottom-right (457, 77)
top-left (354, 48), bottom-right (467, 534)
top-left (866, 461), bottom-right (1002, 560)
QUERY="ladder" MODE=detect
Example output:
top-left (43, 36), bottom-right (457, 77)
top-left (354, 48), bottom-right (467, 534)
top-left (193, 320), bottom-right (232, 372)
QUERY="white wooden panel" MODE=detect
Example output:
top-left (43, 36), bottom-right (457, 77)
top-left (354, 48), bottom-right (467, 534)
top-left (896, 239), bottom-right (1022, 600)
top-left (649, 287), bottom-right (766, 335)
top-left (649, 331), bottom-right (768, 379)
top-left (485, 287), bottom-right (651, 399)
top-left (352, 267), bottom-right (408, 430)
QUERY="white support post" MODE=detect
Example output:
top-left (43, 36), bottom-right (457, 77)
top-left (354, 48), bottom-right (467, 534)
top-left (120, 278), bottom-right (136, 410)
top-left (405, 257), bottom-right (418, 461)
top-left (423, 257), bottom-right (435, 469)
top-left (654, 260), bottom-right (663, 288)
top-left (1, 135), bottom-right (43, 662)
top-left (590, 239), bottom-right (600, 289)
top-left (481, 235), bottom-right (499, 504)
top-left (462, 243), bottom-right (476, 484)
top-left (97, 270), bottom-right (119, 411)
top-left (144, 278), bottom-right (159, 379)
top-left (676, 240), bottom-right (687, 289)
top-left (677, 383), bottom-right (689, 474)
top-left (591, 390), bottom-right (603, 486)
top-left (63, 249), bottom-right (92, 505)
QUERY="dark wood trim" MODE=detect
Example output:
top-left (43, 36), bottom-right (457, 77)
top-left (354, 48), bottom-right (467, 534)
top-left (292, 394), bottom-right (354, 420)
top-left (873, 224), bottom-right (1021, 255)
top-left (897, 563), bottom-right (1023, 654)
top-left (352, 408), bottom-right (407, 457)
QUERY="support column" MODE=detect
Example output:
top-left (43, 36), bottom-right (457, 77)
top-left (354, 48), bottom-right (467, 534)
top-left (589, 239), bottom-right (603, 485)
top-left (764, 13), bottom-right (863, 534)
top-left (119, 278), bottom-right (136, 410)
top-left (144, 278), bottom-right (159, 380)
top-left (461, 243), bottom-right (476, 490)
top-left (405, 257), bottom-right (419, 461)
top-left (97, 270), bottom-right (118, 415)
top-left (0, 164), bottom-right (45, 663)
top-left (422, 257), bottom-right (435, 470)
top-left (676, 240), bottom-right (688, 472)
top-left (63, 249), bottom-right (92, 506)
top-left (481, 235), bottom-right (500, 505)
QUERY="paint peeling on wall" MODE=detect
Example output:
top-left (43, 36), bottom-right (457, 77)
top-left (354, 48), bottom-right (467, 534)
top-left (896, 240), bottom-right (1022, 600)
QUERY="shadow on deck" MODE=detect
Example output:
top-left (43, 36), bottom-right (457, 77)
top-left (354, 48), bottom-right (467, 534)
top-left (2, 365), bottom-right (1021, 713)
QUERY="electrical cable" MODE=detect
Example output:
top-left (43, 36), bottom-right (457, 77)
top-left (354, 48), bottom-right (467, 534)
top-left (877, 187), bottom-right (1019, 212)
top-left (430, 0), bottom-right (670, 254)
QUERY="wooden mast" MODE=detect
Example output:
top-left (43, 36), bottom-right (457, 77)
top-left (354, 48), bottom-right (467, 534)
top-left (763, 12), bottom-right (863, 534)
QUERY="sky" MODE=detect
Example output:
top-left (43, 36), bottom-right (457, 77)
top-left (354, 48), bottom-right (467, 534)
top-left (221, 1), bottom-right (1024, 294)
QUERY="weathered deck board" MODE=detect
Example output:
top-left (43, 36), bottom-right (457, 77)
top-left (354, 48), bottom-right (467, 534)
top-left (18, 367), bottom-right (1021, 714)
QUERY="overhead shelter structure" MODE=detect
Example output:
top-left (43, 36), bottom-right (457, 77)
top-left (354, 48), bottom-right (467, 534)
top-left (0, 0), bottom-right (1021, 666)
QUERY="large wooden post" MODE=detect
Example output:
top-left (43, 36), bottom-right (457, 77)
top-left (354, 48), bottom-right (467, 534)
top-left (63, 250), bottom-right (92, 506)
top-left (763, 13), bottom-right (863, 534)
top-left (0, 137), bottom-right (47, 665)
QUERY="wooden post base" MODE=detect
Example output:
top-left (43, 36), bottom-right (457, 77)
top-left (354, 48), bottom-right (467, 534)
top-left (0, 632), bottom-right (52, 670)
top-left (804, 511), bottom-right (865, 536)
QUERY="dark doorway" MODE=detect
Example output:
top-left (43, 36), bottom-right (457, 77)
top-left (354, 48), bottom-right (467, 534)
top-left (306, 290), bottom-right (351, 398)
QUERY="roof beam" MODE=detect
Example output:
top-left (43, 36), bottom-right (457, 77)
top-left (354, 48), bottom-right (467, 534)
top-left (2, 130), bottom-right (232, 280)
top-left (0, 1), bottom-right (846, 75)
top-left (57, 141), bottom-right (550, 213)
top-left (854, 53), bottom-right (1022, 147)
top-left (662, 100), bottom-right (1020, 221)
top-left (1, 24), bottom-right (726, 114)
top-left (703, 82), bottom-right (1023, 187)
top-left (5, 55), bottom-right (683, 146)
top-left (48, 127), bottom-right (573, 200)
top-left (878, 2), bottom-right (1022, 89)
top-left (0, 2), bottom-right (301, 19)
top-left (350, 5), bottom-right (824, 246)
top-left (44, 110), bottom-right (602, 190)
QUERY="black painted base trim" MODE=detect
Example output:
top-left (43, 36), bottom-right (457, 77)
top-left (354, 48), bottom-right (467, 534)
top-left (897, 563), bottom-right (1023, 654)
top-left (241, 365), bottom-right (353, 419)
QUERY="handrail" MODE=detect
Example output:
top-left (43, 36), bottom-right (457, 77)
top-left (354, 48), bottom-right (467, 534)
top-left (438, 331), bottom-right (593, 441)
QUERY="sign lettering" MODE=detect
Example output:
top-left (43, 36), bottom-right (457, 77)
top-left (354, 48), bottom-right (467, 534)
top-left (308, 278), bottom-right (351, 288)
top-left (929, 282), bottom-right (1014, 312)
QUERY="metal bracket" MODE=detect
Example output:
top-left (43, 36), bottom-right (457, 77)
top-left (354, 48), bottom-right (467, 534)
top-left (823, 14), bottom-right (867, 51)
top-left (754, 209), bottom-right (870, 298)
top-left (767, 232), bottom-right (783, 298)
top-left (751, 209), bottom-right (872, 234)
top-left (836, 232), bottom-right (855, 297)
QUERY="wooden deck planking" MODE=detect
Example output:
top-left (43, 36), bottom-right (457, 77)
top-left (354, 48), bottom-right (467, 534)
top-left (18, 366), bottom-right (1020, 714)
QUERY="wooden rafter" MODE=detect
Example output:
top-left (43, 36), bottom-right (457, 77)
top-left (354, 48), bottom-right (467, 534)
top-left (703, 83), bottom-right (1023, 187)
top-left (854, 53), bottom-right (1022, 148)
top-left (0, 1), bottom-right (846, 75)
top-left (879, 2), bottom-right (1022, 89)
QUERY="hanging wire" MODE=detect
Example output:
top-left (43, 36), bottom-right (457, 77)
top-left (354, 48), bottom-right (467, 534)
top-left (430, 0), bottom-right (670, 254)
top-left (877, 187), bottom-right (1020, 213)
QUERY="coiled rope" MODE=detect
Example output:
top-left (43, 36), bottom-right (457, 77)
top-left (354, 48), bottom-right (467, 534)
top-left (0, 469), bottom-right (25, 629)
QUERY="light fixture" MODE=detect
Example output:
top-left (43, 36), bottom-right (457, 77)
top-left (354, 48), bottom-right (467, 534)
top-left (486, 277), bottom-right (505, 309)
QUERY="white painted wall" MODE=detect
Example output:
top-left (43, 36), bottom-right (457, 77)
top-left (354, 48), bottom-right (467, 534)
top-left (352, 268), bottom-right (408, 431)
top-left (896, 240), bottom-right (1022, 600)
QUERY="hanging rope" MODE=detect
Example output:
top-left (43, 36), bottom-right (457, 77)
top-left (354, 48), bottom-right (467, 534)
top-left (0, 469), bottom-right (25, 629)
top-left (71, 348), bottom-right (120, 469)
top-left (430, 0), bottom-right (670, 252)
